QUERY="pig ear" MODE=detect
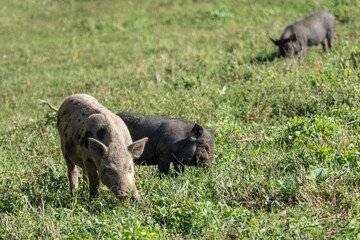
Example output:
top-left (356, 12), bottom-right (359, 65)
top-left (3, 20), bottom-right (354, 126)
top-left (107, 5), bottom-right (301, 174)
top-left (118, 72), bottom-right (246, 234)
top-left (289, 33), bottom-right (297, 41)
top-left (128, 137), bottom-right (148, 159)
top-left (190, 123), bottom-right (203, 139)
top-left (269, 37), bottom-right (279, 46)
top-left (210, 127), bottom-right (218, 135)
top-left (88, 138), bottom-right (108, 163)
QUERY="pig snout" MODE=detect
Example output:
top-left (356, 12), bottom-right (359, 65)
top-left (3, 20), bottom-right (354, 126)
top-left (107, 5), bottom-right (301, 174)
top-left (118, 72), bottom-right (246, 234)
top-left (110, 185), bottom-right (130, 200)
top-left (115, 192), bottom-right (128, 200)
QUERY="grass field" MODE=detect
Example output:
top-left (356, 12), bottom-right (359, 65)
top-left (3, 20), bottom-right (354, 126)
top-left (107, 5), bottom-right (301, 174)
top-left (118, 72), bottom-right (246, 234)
top-left (1, 0), bottom-right (360, 238)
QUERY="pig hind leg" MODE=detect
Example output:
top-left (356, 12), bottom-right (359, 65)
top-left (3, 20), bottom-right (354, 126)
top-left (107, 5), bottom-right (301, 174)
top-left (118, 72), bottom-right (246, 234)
top-left (327, 27), bottom-right (334, 49)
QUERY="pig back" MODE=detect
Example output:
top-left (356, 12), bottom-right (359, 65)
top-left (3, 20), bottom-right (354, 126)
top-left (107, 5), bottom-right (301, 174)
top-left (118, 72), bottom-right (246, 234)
top-left (282, 11), bottom-right (335, 44)
top-left (118, 112), bottom-right (193, 142)
top-left (118, 112), bottom-right (195, 164)
top-left (57, 95), bottom-right (133, 158)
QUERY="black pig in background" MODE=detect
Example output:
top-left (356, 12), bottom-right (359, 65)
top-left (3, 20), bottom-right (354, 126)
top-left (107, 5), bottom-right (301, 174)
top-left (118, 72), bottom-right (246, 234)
top-left (270, 11), bottom-right (335, 58)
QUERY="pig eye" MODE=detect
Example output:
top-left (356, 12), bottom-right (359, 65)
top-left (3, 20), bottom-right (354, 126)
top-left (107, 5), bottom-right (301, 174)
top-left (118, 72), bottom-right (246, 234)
top-left (103, 168), bottom-right (114, 175)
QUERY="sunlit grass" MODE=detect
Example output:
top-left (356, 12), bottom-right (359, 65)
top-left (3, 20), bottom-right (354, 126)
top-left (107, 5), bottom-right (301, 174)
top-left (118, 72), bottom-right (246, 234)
top-left (1, 0), bottom-right (360, 238)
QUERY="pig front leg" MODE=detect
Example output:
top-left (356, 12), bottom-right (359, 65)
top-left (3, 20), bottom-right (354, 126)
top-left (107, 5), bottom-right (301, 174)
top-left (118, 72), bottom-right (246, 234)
top-left (64, 154), bottom-right (79, 196)
top-left (84, 160), bottom-right (100, 199)
top-left (300, 45), bottom-right (307, 58)
top-left (157, 153), bottom-right (173, 175)
top-left (131, 184), bottom-right (141, 200)
top-left (82, 167), bottom-right (89, 184)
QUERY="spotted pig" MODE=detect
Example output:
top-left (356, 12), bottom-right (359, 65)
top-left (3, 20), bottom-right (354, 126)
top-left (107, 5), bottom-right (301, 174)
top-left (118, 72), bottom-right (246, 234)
top-left (39, 94), bottom-right (147, 200)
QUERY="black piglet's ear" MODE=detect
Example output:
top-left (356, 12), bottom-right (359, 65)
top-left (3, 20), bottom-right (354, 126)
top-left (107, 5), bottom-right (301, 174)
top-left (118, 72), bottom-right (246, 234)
top-left (210, 127), bottom-right (218, 135)
top-left (190, 123), bottom-right (203, 139)
top-left (269, 37), bottom-right (279, 46)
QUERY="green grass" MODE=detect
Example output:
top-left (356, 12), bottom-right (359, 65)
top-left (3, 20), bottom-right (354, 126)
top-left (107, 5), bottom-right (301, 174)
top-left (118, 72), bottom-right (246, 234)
top-left (1, 0), bottom-right (360, 238)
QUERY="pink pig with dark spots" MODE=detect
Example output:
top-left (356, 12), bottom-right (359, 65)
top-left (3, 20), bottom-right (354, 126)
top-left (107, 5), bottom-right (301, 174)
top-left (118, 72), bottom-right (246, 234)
top-left (39, 94), bottom-right (147, 200)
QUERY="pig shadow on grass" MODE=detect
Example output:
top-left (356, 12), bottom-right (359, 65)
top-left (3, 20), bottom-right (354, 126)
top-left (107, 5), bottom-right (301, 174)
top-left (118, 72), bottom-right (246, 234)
top-left (1, 168), bottom-right (121, 215)
top-left (249, 51), bottom-right (281, 64)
